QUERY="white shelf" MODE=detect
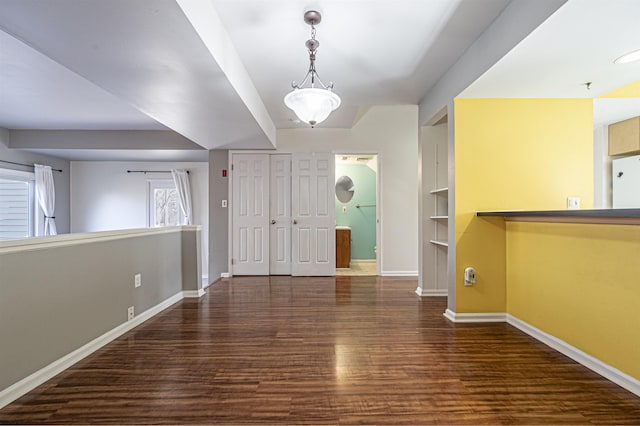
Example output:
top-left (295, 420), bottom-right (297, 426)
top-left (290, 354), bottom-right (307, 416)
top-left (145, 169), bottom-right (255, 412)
top-left (430, 215), bottom-right (448, 220)
top-left (430, 187), bottom-right (448, 194)
top-left (429, 240), bottom-right (449, 247)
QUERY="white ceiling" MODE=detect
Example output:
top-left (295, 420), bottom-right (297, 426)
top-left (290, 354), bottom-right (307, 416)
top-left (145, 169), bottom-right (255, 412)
top-left (461, 0), bottom-right (640, 127)
top-left (23, 149), bottom-right (209, 162)
top-left (3, 0), bottom-right (640, 160)
top-left (0, 29), bottom-right (166, 131)
top-left (211, 0), bottom-right (511, 128)
top-left (0, 0), bottom-right (511, 160)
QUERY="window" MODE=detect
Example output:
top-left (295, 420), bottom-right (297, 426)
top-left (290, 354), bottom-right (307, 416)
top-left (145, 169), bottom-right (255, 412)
top-left (147, 180), bottom-right (184, 227)
top-left (0, 169), bottom-right (35, 241)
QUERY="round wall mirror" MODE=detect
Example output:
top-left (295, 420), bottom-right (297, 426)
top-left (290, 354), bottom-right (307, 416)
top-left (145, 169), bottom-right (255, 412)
top-left (335, 175), bottom-right (355, 203)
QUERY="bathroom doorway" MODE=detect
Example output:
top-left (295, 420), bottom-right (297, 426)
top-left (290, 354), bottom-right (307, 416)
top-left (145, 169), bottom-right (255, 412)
top-left (334, 154), bottom-right (379, 276)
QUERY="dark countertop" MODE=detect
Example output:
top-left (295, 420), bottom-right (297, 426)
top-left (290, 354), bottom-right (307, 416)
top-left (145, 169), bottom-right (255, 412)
top-left (476, 208), bottom-right (640, 218)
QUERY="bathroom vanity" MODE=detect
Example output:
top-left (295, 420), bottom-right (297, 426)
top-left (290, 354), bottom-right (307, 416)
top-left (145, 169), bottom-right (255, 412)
top-left (336, 226), bottom-right (351, 268)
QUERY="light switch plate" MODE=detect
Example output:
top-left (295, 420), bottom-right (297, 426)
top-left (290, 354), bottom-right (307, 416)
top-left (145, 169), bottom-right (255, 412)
top-left (567, 197), bottom-right (580, 210)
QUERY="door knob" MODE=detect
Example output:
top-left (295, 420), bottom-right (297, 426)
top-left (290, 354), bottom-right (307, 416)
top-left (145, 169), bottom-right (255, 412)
top-left (293, 219), bottom-right (297, 225)
top-left (271, 220), bottom-right (276, 224)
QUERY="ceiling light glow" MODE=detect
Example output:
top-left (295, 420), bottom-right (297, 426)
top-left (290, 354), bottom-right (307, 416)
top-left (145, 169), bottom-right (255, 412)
top-left (614, 49), bottom-right (640, 64)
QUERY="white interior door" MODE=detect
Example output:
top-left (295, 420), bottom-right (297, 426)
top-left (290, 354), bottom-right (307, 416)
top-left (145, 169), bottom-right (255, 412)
top-left (291, 153), bottom-right (335, 276)
top-left (269, 154), bottom-right (291, 275)
top-left (232, 154), bottom-right (269, 275)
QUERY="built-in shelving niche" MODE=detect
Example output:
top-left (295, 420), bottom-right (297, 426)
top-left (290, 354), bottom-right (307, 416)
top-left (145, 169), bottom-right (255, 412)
top-left (421, 115), bottom-right (449, 295)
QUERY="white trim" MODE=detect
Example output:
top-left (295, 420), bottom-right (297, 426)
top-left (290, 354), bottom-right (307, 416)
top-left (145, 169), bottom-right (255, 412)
top-left (147, 179), bottom-right (186, 228)
top-left (202, 275), bottom-right (210, 288)
top-left (182, 289), bottom-right (206, 298)
top-left (441, 310), bottom-right (640, 396)
top-left (443, 309), bottom-right (507, 323)
top-left (0, 167), bottom-right (35, 180)
top-left (351, 259), bottom-right (376, 264)
top-left (376, 154), bottom-right (382, 276)
top-left (0, 169), bottom-right (36, 239)
top-left (416, 287), bottom-right (447, 297)
top-left (506, 315), bottom-right (640, 397)
top-left (0, 291), bottom-right (184, 409)
top-left (381, 270), bottom-right (418, 276)
top-left (0, 225), bottom-right (201, 254)
top-left (229, 150), bottom-right (384, 278)
top-left (228, 151), bottom-right (234, 275)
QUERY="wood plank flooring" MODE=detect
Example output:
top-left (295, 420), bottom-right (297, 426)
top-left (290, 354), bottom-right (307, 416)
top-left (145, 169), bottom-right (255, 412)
top-left (1, 276), bottom-right (639, 424)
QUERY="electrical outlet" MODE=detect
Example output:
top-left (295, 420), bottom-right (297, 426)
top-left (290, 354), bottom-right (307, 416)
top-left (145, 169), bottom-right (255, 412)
top-left (567, 197), bottom-right (580, 210)
top-left (134, 273), bottom-right (141, 288)
top-left (127, 306), bottom-right (135, 321)
top-left (464, 267), bottom-right (476, 286)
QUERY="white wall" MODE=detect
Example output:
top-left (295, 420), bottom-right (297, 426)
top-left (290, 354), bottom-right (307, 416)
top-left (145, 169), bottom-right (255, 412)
top-left (70, 161), bottom-right (209, 280)
top-left (0, 128), bottom-right (71, 235)
top-left (594, 125), bottom-right (612, 208)
top-left (277, 105), bottom-right (419, 275)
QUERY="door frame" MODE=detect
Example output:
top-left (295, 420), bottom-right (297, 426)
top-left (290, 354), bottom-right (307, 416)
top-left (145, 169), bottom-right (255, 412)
top-left (334, 151), bottom-right (382, 276)
top-left (229, 153), bottom-right (271, 275)
top-left (228, 150), bottom-right (274, 276)
top-left (228, 150), bottom-right (383, 277)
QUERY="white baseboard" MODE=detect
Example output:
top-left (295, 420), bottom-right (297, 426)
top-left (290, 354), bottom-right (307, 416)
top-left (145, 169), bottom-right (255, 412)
top-left (202, 275), bottom-right (210, 288)
top-left (381, 270), bottom-right (419, 276)
top-left (0, 292), bottom-right (185, 409)
top-left (507, 315), bottom-right (640, 397)
top-left (443, 309), bottom-right (507, 323)
top-left (442, 309), bottom-right (640, 397)
top-left (220, 272), bottom-right (231, 278)
top-left (182, 289), bottom-right (205, 298)
top-left (415, 287), bottom-right (447, 297)
top-left (351, 259), bottom-right (376, 264)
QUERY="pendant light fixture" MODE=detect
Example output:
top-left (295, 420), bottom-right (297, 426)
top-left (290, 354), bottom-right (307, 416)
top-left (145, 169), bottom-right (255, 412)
top-left (284, 10), bottom-right (341, 128)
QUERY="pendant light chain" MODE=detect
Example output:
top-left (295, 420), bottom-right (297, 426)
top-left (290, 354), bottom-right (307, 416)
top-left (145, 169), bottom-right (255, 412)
top-left (309, 24), bottom-right (317, 88)
top-left (284, 10), bottom-right (341, 127)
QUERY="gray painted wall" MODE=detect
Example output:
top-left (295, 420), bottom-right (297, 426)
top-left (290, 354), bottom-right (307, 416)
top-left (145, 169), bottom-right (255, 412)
top-left (0, 227), bottom-right (200, 391)
top-left (208, 150), bottom-right (229, 282)
top-left (9, 129), bottom-right (203, 150)
top-left (0, 128), bottom-right (70, 234)
top-left (181, 229), bottom-right (202, 292)
top-left (69, 161), bottom-right (209, 280)
top-left (418, 0), bottom-right (568, 125)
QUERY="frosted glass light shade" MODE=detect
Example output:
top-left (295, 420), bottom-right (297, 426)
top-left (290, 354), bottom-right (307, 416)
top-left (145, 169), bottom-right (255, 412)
top-left (615, 49), bottom-right (640, 64)
top-left (284, 87), bottom-right (341, 126)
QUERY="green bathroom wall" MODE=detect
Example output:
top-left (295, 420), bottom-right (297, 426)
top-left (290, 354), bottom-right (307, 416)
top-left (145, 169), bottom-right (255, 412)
top-left (335, 163), bottom-right (377, 260)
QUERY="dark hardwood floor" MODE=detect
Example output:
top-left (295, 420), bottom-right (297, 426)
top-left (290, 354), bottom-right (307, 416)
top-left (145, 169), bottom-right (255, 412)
top-left (1, 276), bottom-right (640, 424)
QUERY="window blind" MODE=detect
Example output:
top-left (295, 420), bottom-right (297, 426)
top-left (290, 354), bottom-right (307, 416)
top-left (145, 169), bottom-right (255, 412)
top-left (0, 178), bottom-right (31, 240)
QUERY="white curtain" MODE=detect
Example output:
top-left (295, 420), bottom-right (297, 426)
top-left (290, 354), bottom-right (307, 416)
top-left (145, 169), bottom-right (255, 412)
top-left (34, 164), bottom-right (57, 236)
top-left (171, 169), bottom-right (193, 225)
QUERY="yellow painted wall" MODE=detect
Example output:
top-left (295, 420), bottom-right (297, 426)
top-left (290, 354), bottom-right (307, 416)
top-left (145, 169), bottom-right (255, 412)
top-left (454, 98), bottom-right (593, 313)
top-left (599, 79), bottom-right (640, 98)
top-left (507, 221), bottom-right (640, 379)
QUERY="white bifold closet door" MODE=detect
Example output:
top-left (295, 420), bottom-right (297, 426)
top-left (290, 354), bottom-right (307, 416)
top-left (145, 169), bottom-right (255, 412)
top-left (232, 154), bottom-right (270, 275)
top-left (269, 154), bottom-right (292, 275)
top-left (231, 152), bottom-right (335, 276)
top-left (291, 153), bottom-right (335, 276)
